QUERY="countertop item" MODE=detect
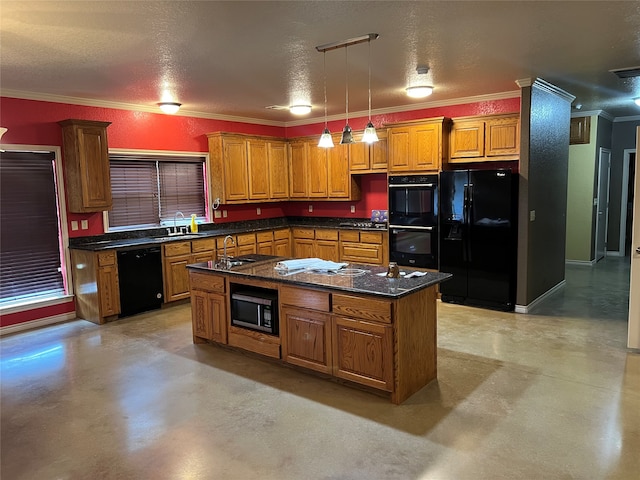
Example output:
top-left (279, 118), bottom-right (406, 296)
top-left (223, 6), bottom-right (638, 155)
top-left (187, 257), bottom-right (451, 299)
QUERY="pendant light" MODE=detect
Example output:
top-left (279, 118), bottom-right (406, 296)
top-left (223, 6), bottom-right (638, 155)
top-left (340, 45), bottom-right (355, 145)
top-left (318, 51), bottom-right (334, 148)
top-left (361, 38), bottom-right (379, 143)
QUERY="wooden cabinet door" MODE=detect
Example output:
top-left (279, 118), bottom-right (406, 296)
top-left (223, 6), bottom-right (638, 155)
top-left (288, 142), bottom-right (308, 198)
top-left (315, 240), bottom-right (339, 262)
top-left (164, 253), bottom-right (192, 302)
top-left (293, 238), bottom-right (315, 258)
top-left (370, 133), bottom-right (388, 170)
top-left (388, 127), bottom-right (411, 172)
top-left (413, 123), bottom-right (441, 170)
top-left (268, 141), bottom-right (289, 199)
top-left (247, 139), bottom-right (269, 200)
top-left (486, 116), bottom-right (520, 157)
top-left (98, 264), bottom-right (120, 316)
top-left (274, 238), bottom-right (290, 257)
top-left (327, 144), bottom-right (350, 198)
top-left (281, 306), bottom-right (332, 374)
top-left (307, 143), bottom-right (328, 198)
top-left (349, 141), bottom-right (369, 171)
top-left (450, 120), bottom-right (485, 159)
top-left (222, 137), bottom-right (249, 201)
top-left (570, 116), bottom-right (591, 145)
top-left (192, 251), bottom-right (215, 263)
top-left (191, 289), bottom-right (212, 340)
top-left (332, 316), bottom-right (394, 391)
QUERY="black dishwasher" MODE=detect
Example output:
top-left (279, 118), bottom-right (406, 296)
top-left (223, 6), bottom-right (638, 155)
top-left (117, 247), bottom-right (164, 317)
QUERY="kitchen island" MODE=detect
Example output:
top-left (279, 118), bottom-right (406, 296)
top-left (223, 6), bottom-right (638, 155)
top-left (187, 256), bottom-right (451, 404)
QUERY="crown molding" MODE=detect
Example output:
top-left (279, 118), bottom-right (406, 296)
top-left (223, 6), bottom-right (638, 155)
top-left (2, 88), bottom-right (520, 129)
top-left (571, 110), bottom-right (615, 122)
top-left (613, 114), bottom-right (640, 123)
top-left (531, 78), bottom-right (576, 103)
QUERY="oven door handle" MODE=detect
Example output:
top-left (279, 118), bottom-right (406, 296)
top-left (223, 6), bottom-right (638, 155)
top-left (388, 183), bottom-right (435, 188)
top-left (389, 224), bottom-right (434, 231)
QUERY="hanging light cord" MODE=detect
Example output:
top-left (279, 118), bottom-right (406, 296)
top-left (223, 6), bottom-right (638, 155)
top-left (368, 39), bottom-right (372, 121)
top-left (323, 51), bottom-right (328, 128)
top-left (345, 46), bottom-right (349, 124)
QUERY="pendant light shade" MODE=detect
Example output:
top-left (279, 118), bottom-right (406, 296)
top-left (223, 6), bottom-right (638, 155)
top-left (318, 51), bottom-right (334, 148)
top-left (361, 38), bottom-right (378, 144)
top-left (340, 45), bottom-right (355, 145)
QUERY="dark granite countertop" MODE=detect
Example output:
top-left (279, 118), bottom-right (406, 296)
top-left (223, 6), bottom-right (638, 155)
top-left (69, 217), bottom-right (388, 251)
top-left (187, 258), bottom-right (451, 299)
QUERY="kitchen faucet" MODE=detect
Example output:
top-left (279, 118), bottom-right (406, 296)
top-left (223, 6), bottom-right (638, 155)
top-left (173, 211), bottom-right (185, 234)
top-left (222, 235), bottom-right (235, 268)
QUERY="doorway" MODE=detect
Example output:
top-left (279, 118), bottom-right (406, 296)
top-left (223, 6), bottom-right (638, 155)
top-left (595, 148), bottom-right (611, 261)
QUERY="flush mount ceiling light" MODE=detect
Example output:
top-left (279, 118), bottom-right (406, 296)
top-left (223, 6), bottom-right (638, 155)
top-left (289, 104), bottom-right (312, 115)
top-left (316, 33), bottom-right (379, 147)
top-left (406, 66), bottom-right (434, 98)
top-left (318, 51), bottom-right (334, 148)
top-left (158, 101), bottom-right (181, 114)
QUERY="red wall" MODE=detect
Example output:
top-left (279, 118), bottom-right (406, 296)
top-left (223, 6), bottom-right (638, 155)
top-left (0, 94), bottom-right (519, 327)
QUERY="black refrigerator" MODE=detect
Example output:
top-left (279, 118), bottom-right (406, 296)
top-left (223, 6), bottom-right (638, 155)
top-left (439, 169), bottom-right (518, 311)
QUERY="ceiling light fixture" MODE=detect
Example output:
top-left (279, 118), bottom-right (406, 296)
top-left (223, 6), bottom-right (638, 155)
top-left (318, 51), bottom-right (334, 148)
top-left (158, 101), bottom-right (181, 114)
top-left (406, 66), bottom-right (434, 98)
top-left (290, 104), bottom-right (312, 115)
top-left (634, 97), bottom-right (640, 106)
top-left (316, 33), bottom-right (379, 147)
top-left (361, 37), bottom-right (378, 144)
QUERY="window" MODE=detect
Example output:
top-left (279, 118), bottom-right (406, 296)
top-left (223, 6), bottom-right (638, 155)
top-left (0, 150), bottom-right (66, 305)
top-left (108, 154), bottom-right (206, 230)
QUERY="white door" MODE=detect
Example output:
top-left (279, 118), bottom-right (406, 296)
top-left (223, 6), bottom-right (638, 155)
top-left (628, 128), bottom-right (640, 349)
top-left (595, 148), bottom-right (611, 261)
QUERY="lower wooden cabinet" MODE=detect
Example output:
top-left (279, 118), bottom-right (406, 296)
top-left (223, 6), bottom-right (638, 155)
top-left (273, 229), bottom-right (291, 256)
top-left (97, 251), bottom-right (120, 317)
top-left (281, 306), bottom-right (332, 374)
top-left (339, 230), bottom-right (386, 265)
top-left (164, 240), bottom-right (215, 302)
top-left (71, 249), bottom-right (120, 324)
top-left (332, 316), bottom-right (394, 392)
top-left (190, 272), bottom-right (227, 344)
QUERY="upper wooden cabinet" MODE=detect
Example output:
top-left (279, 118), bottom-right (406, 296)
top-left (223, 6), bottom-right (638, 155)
top-left (449, 113), bottom-right (520, 163)
top-left (207, 133), bottom-right (289, 203)
top-left (349, 129), bottom-right (388, 173)
top-left (387, 117), bottom-right (449, 173)
top-left (59, 119), bottom-right (112, 212)
top-left (288, 136), bottom-right (360, 201)
top-left (570, 116), bottom-right (591, 145)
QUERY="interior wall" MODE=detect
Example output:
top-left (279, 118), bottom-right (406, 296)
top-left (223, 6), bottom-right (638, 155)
top-left (517, 79), bottom-right (572, 307)
top-left (566, 116), bottom-right (597, 262)
top-left (608, 118), bottom-right (640, 250)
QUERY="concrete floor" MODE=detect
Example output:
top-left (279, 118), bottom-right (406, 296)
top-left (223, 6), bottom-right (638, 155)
top-left (1, 257), bottom-right (639, 479)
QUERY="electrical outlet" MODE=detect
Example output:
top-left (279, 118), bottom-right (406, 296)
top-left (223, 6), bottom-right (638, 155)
top-left (308, 205), bottom-right (313, 213)
top-left (223, 210), bottom-right (228, 218)
top-left (529, 210), bottom-right (536, 222)
top-left (81, 220), bottom-right (88, 230)
top-left (214, 210), bottom-right (222, 219)
top-left (350, 205), bottom-right (355, 213)
top-left (256, 207), bottom-right (261, 215)
top-left (71, 220), bottom-right (78, 231)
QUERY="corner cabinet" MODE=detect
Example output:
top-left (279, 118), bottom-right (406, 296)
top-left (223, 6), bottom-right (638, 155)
top-left (59, 119), bottom-right (112, 213)
top-left (449, 113), bottom-right (520, 162)
top-left (387, 117), bottom-right (449, 173)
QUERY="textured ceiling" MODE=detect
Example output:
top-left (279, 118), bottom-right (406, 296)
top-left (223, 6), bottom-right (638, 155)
top-left (1, 1), bottom-right (640, 124)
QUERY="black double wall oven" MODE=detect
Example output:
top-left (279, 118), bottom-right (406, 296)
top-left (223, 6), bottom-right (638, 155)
top-left (388, 174), bottom-right (439, 269)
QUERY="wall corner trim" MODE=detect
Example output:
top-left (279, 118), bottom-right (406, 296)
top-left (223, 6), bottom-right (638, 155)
top-left (514, 280), bottom-right (566, 313)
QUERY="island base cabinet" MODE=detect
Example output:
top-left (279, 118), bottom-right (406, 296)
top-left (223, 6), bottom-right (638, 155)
top-left (281, 306), bottom-right (332, 374)
top-left (332, 316), bottom-right (394, 392)
top-left (191, 289), bottom-right (227, 344)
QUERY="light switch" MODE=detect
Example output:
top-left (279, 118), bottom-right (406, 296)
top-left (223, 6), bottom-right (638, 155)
top-left (81, 220), bottom-right (88, 230)
top-left (223, 210), bottom-right (228, 218)
top-left (214, 210), bottom-right (222, 219)
top-left (71, 220), bottom-right (78, 231)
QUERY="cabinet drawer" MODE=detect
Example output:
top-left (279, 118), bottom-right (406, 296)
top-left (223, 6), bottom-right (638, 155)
top-left (189, 272), bottom-right (225, 293)
top-left (360, 231), bottom-right (383, 244)
top-left (256, 231), bottom-right (273, 243)
top-left (315, 229), bottom-right (339, 241)
top-left (280, 285), bottom-right (330, 312)
top-left (164, 241), bottom-right (191, 256)
top-left (191, 238), bottom-right (216, 253)
top-left (340, 243), bottom-right (384, 265)
top-left (97, 251), bottom-right (116, 266)
top-left (273, 229), bottom-right (290, 240)
top-left (292, 228), bottom-right (315, 239)
top-left (236, 233), bottom-right (256, 246)
top-left (340, 230), bottom-right (360, 242)
top-left (333, 293), bottom-right (392, 324)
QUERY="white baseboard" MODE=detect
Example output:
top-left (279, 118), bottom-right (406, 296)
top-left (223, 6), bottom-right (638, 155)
top-left (0, 312), bottom-right (76, 336)
top-left (515, 280), bottom-right (566, 313)
top-left (565, 259), bottom-right (596, 266)
top-left (606, 251), bottom-right (624, 257)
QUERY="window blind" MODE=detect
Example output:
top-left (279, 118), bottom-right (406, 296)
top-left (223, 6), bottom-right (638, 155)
top-left (0, 151), bottom-right (65, 303)
top-left (109, 154), bottom-right (206, 230)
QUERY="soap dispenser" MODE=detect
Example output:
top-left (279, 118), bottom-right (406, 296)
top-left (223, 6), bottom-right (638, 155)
top-left (190, 214), bottom-right (198, 233)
